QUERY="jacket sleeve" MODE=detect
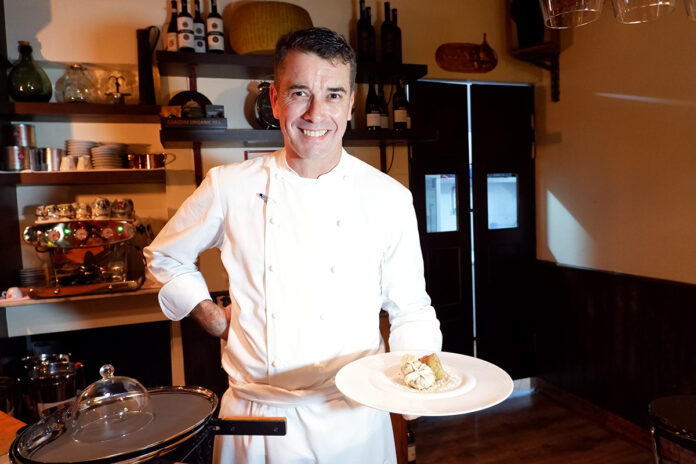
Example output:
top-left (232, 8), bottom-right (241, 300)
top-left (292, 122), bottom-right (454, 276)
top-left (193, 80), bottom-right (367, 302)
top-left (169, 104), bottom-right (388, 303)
top-left (381, 189), bottom-right (443, 352)
top-left (144, 167), bottom-right (225, 321)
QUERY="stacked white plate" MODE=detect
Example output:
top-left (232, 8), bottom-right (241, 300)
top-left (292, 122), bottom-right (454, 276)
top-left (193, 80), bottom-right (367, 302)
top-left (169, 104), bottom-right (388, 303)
top-left (66, 140), bottom-right (98, 157)
top-left (91, 142), bottom-right (127, 170)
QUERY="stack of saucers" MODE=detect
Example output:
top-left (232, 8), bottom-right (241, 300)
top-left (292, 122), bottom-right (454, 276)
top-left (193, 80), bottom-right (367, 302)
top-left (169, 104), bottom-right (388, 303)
top-left (66, 140), bottom-right (98, 158)
top-left (18, 267), bottom-right (49, 287)
top-left (91, 143), bottom-right (127, 170)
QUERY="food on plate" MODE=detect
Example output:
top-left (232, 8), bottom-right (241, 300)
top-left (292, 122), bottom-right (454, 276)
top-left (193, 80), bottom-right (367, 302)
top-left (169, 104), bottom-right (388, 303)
top-left (403, 363), bottom-right (436, 390)
top-left (400, 353), bottom-right (450, 391)
top-left (419, 353), bottom-right (446, 381)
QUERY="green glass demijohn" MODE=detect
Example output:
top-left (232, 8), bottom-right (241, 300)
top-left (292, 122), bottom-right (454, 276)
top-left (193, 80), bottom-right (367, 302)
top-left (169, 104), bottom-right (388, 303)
top-left (8, 41), bottom-right (52, 102)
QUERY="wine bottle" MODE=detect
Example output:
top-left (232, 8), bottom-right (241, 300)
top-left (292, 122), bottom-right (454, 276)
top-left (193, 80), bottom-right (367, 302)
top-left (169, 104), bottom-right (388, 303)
top-left (206, 0), bottom-right (225, 53)
top-left (366, 6), bottom-right (377, 62)
top-left (392, 79), bottom-right (408, 130)
top-left (365, 78), bottom-right (381, 130)
top-left (407, 421), bottom-right (416, 464)
top-left (166, 0), bottom-right (178, 52)
top-left (193, 0), bottom-right (206, 53)
top-left (177, 0), bottom-right (195, 52)
top-left (381, 2), bottom-right (395, 63)
top-left (392, 8), bottom-right (402, 63)
top-left (357, 0), bottom-right (370, 61)
top-left (377, 82), bottom-right (389, 129)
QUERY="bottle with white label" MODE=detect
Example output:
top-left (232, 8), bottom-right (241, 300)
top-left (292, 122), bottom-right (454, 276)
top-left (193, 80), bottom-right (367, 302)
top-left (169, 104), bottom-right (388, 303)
top-left (378, 83), bottom-right (389, 129)
top-left (166, 0), bottom-right (178, 51)
top-left (392, 79), bottom-right (409, 130)
top-left (177, 0), bottom-right (195, 52)
top-left (206, 0), bottom-right (225, 53)
top-left (193, 0), bottom-right (206, 53)
top-left (365, 78), bottom-right (381, 131)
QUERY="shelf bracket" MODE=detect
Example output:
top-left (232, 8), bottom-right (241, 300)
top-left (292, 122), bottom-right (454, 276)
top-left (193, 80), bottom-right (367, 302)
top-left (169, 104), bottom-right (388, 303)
top-left (514, 52), bottom-right (559, 102)
top-left (193, 141), bottom-right (203, 186)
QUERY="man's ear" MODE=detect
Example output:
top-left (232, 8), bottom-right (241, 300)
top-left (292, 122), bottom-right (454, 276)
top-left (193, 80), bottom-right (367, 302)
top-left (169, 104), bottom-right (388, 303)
top-left (270, 82), bottom-right (280, 119)
top-left (348, 89), bottom-right (355, 121)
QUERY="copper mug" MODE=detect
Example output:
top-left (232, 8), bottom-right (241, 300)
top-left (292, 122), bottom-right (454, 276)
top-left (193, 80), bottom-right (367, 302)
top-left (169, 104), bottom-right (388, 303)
top-left (127, 152), bottom-right (174, 169)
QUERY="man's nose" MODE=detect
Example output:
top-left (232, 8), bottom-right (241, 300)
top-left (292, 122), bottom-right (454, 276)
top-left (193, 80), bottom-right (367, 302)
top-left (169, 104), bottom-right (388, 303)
top-left (302, 97), bottom-right (324, 121)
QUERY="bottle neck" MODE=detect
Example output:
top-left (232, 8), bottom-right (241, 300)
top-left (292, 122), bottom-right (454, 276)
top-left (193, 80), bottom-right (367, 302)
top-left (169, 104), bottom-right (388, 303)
top-left (211, 0), bottom-right (218, 14)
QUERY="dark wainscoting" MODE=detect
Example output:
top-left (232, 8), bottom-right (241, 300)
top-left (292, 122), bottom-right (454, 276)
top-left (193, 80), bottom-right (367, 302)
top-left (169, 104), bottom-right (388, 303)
top-left (534, 260), bottom-right (696, 428)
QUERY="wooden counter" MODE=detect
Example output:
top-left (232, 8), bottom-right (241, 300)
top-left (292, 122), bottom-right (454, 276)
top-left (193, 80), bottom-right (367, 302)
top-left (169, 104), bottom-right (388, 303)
top-left (0, 411), bottom-right (24, 456)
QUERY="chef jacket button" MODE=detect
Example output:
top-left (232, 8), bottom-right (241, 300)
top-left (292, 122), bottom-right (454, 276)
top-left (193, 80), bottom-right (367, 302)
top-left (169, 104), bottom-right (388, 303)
top-left (271, 361), bottom-right (277, 367)
top-left (271, 313), bottom-right (277, 319)
top-left (342, 175), bottom-right (348, 181)
top-left (330, 266), bottom-right (337, 273)
top-left (269, 265), bottom-right (275, 272)
top-left (319, 314), bottom-right (326, 321)
top-left (270, 217), bottom-right (276, 225)
top-left (336, 219), bottom-right (341, 227)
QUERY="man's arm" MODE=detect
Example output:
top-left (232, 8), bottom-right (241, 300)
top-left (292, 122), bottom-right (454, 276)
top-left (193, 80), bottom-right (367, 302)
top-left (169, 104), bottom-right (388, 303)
top-left (191, 299), bottom-right (231, 341)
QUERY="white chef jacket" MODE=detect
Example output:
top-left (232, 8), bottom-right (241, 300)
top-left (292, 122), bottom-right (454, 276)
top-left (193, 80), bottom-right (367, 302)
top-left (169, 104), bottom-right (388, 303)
top-left (145, 148), bottom-right (442, 464)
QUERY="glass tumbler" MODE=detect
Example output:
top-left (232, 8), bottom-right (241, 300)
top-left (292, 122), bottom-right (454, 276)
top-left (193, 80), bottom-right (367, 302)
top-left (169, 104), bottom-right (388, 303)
top-left (611, 0), bottom-right (676, 23)
top-left (539, 0), bottom-right (604, 28)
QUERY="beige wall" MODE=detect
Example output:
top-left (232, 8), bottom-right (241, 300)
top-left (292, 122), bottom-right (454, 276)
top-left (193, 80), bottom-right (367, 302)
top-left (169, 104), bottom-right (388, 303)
top-left (535, 6), bottom-right (696, 284)
top-left (5, 0), bottom-right (540, 291)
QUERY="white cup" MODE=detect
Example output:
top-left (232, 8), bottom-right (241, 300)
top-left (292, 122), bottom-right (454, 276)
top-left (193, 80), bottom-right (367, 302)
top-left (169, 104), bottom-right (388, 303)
top-left (2, 287), bottom-right (23, 299)
top-left (59, 155), bottom-right (76, 171)
top-left (76, 155), bottom-right (92, 170)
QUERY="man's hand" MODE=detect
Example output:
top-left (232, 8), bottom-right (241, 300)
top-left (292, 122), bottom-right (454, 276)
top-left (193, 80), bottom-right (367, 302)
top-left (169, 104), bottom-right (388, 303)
top-left (191, 299), bottom-right (231, 341)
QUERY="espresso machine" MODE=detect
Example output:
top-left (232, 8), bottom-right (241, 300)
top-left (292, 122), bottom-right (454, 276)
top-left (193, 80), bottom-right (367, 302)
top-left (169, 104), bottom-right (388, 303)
top-left (22, 199), bottom-right (146, 298)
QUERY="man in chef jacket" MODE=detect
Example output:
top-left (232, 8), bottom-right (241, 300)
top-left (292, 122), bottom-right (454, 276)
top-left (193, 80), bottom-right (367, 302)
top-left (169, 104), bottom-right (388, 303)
top-left (145, 27), bottom-right (442, 464)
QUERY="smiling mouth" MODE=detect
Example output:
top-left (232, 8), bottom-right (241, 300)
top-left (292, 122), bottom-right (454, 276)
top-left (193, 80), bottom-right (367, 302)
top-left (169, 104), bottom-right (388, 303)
top-left (301, 129), bottom-right (328, 137)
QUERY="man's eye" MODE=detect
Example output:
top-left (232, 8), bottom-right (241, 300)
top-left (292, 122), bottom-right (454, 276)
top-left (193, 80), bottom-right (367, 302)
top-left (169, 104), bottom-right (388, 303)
top-left (328, 93), bottom-right (341, 100)
top-left (292, 91), bottom-right (307, 97)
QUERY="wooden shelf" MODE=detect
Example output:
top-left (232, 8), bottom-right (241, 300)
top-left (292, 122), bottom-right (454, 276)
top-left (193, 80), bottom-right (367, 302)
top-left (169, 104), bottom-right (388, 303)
top-left (156, 51), bottom-right (428, 84)
top-left (0, 102), bottom-right (162, 123)
top-left (0, 169), bottom-right (166, 186)
top-left (159, 128), bottom-right (437, 149)
top-left (0, 286), bottom-right (161, 308)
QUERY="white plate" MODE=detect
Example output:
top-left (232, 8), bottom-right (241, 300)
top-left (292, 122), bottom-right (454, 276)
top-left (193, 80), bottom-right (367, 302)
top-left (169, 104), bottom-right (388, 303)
top-left (335, 351), bottom-right (513, 416)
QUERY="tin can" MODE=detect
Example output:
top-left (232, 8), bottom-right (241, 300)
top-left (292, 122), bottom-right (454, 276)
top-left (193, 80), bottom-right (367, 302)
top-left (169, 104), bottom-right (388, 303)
top-left (2, 146), bottom-right (29, 171)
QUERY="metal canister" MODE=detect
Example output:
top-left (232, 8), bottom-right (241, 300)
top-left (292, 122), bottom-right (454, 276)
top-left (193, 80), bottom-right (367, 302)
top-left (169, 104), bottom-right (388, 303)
top-left (4, 123), bottom-right (36, 147)
top-left (28, 147), bottom-right (47, 171)
top-left (45, 147), bottom-right (65, 172)
top-left (2, 146), bottom-right (29, 171)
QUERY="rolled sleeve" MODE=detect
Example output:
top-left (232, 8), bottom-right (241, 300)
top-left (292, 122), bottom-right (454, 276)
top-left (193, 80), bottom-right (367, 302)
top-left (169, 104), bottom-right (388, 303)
top-left (157, 272), bottom-right (212, 321)
top-left (145, 167), bottom-right (225, 321)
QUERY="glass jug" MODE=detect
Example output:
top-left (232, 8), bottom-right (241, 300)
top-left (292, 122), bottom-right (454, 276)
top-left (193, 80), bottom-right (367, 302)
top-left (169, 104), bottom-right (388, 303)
top-left (8, 41), bottom-right (52, 102)
top-left (55, 64), bottom-right (100, 103)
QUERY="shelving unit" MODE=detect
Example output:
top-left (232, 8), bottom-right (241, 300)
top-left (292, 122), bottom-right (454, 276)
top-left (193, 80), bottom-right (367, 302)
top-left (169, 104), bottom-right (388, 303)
top-left (0, 169), bottom-right (166, 186)
top-left (159, 128), bottom-right (437, 149)
top-left (156, 51), bottom-right (428, 84)
top-left (156, 51), bottom-right (432, 182)
top-left (0, 102), bottom-right (161, 123)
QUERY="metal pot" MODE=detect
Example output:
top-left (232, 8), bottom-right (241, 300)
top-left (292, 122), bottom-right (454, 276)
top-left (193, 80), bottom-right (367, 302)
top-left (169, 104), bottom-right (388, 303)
top-left (9, 385), bottom-right (286, 464)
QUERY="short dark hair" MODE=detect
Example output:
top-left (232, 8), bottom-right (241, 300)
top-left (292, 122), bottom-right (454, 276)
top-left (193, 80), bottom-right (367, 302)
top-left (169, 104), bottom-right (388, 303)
top-left (274, 27), bottom-right (357, 88)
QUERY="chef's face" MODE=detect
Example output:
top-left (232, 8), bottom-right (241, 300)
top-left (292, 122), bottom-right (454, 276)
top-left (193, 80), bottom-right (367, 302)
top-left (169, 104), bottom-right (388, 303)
top-left (270, 50), bottom-right (355, 176)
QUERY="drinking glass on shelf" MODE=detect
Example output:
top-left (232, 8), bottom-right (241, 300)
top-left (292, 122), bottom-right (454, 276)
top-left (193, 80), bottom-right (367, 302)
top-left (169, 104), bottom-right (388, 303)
top-left (610, 0), bottom-right (675, 23)
top-left (539, 0), bottom-right (604, 28)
